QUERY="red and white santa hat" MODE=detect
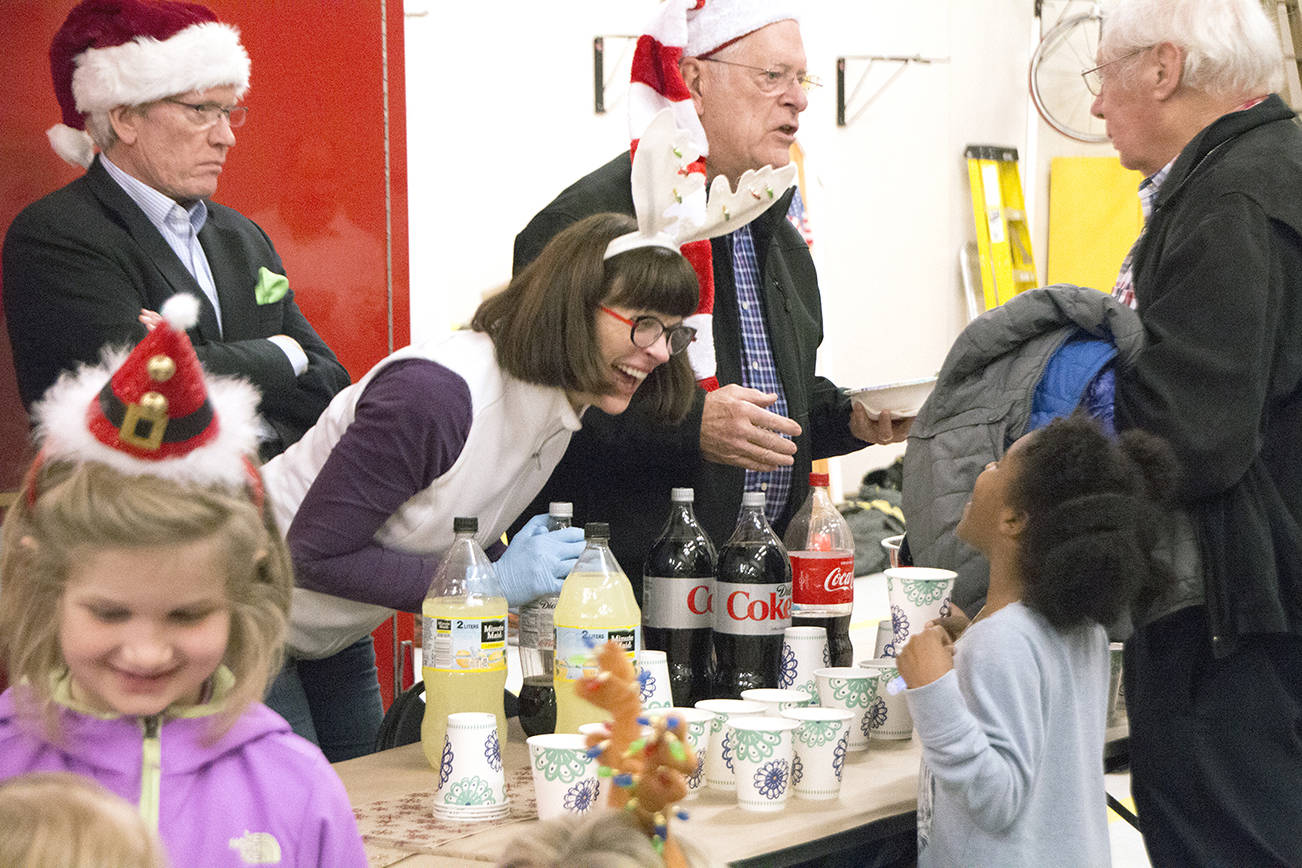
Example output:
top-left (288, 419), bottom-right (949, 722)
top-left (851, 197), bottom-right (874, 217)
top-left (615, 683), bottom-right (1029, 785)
top-left (47, 0), bottom-right (251, 168)
top-left (627, 0), bottom-right (798, 390)
top-left (31, 293), bottom-right (264, 494)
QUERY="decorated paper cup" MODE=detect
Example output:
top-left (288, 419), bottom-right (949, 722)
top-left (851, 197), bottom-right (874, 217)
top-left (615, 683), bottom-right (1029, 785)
top-left (881, 534), bottom-right (905, 569)
top-left (740, 688), bottom-right (812, 717)
top-left (694, 698), bottom-right (764, 791)
top-left (433, 712), bottom-right (508, 821)
top-left (885, 567), bottom-right (956, 652)
top-left (813, 667), bottom-right (881, 751)
top-left (858, 657), bottom-right (913, 740)
top-left (526, 733), bottom-right (603, 820)
top-left (646, 706), bottom-right (716, 796)
top-left (780, 706), bottom-right (854, 800)
top-left (636, 649), bottom-right (674, 709)
top-left (728, 716), bottom-right (799, 812)
top-left (873, 619), bottom-right (895, 658)
top-left (779, 626), bottom-right (829, 702)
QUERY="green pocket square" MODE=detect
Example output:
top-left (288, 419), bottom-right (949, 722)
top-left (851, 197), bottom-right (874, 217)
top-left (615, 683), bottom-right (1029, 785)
top-left (254, 267), bottom-right (289, 305)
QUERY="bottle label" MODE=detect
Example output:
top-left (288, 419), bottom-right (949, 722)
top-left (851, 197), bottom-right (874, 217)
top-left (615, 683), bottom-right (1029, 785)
top-left (713, 581), bottom-right (793, 636)
top-left (553, 625), bottom-right (638, 683)
top-left (642, 575), bottom-right (713, 628)
top-left (519, 597), bottom-right (558, 651)
top-left (423, 614), bottom-right (507, 673)
top-left (790, 552), bottom-right (856, 606)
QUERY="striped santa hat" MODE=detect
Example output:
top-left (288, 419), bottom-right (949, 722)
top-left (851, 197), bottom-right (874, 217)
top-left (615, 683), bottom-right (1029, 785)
top-left (627, 0), bottom-right (799, 389)
top-left (46, 0), bottom-right (251, 168)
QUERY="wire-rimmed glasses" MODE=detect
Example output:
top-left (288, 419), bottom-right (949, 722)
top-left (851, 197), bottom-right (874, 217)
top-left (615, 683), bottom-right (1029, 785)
top-left (698, 58), bottom-right (822, 94)
top-left (163, 99), bottom-right (249, 129)
top-left (1080, 47), bottom-right (1150, 96)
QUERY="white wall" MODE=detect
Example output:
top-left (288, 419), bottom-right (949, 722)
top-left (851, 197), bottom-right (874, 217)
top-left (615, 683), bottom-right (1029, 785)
top-left (403, 0), bottom-right (1121, 498)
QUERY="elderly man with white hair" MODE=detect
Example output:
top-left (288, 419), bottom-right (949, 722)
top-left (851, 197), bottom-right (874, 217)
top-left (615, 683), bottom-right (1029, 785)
top-left (1090, 0), bottom-right (1302, 863)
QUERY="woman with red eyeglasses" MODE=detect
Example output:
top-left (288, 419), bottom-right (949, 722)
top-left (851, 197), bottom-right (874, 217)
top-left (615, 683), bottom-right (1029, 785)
top-left (259, 212), bottom-right (700, 760)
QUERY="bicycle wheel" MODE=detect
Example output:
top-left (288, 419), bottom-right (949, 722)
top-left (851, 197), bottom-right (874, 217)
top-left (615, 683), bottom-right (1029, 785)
top-left (1030, 11), bottom-right (1109, 143)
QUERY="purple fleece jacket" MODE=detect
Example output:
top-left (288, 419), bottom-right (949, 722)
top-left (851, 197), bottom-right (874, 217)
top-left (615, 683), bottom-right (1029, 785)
top-left (0, 686), bottom-right (368, 867)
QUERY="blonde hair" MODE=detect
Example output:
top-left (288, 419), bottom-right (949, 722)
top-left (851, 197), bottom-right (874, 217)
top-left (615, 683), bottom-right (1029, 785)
top-left (0, 772), bottom-right (167, 868)
top-left (0, 460), bottom-right (292, 738)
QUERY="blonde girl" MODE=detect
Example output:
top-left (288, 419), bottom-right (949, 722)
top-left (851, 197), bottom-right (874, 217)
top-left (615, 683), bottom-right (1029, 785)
top-left (0, 295), bottom-right (366, 867)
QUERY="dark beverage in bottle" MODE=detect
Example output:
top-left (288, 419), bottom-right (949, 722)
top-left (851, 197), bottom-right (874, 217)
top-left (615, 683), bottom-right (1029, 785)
top-left (712, 491), bottom-right (792, 697)
top-left (643, 488), bottom-right (717, 706)
top-left (785, 473), bottom-right (856, 667)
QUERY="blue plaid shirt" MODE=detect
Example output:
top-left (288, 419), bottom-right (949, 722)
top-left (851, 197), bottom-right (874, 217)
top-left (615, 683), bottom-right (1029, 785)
top-left (1112, 160), bottom-right (1173, 310)
top-left (730, 224), bottom-right (793, 522)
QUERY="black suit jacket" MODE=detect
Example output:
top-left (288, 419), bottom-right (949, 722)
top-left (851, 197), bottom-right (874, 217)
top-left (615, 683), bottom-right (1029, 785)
top-left (2, 156), bottom-right (350, 458)
top-left (511, 152), bottom-right (864, 600)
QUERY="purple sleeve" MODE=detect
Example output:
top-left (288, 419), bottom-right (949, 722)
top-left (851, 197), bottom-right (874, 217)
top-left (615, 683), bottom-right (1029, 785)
top-left (286, 358), bottom-right (473, 611)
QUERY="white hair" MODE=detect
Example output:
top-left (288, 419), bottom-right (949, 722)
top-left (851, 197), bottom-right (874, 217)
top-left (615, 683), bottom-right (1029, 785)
top-left (1102, 0), bottom-right (1284, 97)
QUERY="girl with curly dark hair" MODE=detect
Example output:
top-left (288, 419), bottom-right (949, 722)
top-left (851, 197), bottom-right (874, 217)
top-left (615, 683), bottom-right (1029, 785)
top-left (897, 414), bottom-right (1176, 866)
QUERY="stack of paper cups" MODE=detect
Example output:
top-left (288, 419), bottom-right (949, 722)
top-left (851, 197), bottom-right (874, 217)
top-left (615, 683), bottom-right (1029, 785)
top-left (432, 712), bottom-right (509, 821)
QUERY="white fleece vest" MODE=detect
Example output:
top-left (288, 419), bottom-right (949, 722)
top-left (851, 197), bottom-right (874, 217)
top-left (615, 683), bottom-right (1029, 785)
top-left (262, 330), bottom-right (582, 658)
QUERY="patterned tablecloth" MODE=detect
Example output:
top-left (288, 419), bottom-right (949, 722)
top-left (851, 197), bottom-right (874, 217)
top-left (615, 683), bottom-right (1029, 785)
top-left (353, 765), bottom-right (537, 865)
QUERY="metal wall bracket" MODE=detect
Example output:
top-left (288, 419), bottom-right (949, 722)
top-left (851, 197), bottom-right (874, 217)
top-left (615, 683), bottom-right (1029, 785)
top-left (836, 55), bottom-right (949, 127)
top-left (594, 35), bottom-right (638, 114)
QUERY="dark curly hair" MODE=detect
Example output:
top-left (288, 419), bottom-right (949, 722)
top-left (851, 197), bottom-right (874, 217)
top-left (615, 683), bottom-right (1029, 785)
top-left (1009, 414), bottom-right (1179, 630)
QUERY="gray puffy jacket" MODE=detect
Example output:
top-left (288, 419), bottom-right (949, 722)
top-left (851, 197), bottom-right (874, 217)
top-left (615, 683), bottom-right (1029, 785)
top-left (901, 285), bottom-right (1143, 614)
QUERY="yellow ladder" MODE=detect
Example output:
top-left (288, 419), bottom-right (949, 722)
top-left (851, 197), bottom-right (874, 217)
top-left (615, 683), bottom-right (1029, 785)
top-left (965, 145), bottom-right (1037, 310)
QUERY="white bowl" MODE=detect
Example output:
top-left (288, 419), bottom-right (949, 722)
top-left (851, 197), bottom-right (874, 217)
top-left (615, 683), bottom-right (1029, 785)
top-left (848, 377), bottom-right (937, 419)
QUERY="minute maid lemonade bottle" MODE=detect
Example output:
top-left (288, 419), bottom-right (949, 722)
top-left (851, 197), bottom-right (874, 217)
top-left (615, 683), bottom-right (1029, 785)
top-left (553, 522), bottom-right (641, 733)
top-left (421, 516), bottom-right (508, 769)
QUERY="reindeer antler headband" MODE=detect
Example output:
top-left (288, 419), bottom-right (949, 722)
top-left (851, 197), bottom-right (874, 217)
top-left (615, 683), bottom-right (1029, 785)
top-left (604, 108), bottom-right (797, 261)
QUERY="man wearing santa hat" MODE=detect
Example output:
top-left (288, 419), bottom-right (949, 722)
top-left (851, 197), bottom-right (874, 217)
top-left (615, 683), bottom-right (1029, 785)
top-left (2, 0), bottom-right (349, 461)
top-left (512, 0), bottom-right (909, 598)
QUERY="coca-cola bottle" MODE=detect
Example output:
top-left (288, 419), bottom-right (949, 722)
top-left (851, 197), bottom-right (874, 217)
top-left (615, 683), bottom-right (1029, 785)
top-left (712, 491), bottom-right (792, 697)
top-left (643, 488), bottom-right (717, 705)
top-left (784, 472), bottom-right (856, 667)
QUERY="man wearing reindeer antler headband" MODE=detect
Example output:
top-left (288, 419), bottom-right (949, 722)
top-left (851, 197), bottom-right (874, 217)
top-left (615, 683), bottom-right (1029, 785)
top-left (512, 0), bottom-right (909, 598)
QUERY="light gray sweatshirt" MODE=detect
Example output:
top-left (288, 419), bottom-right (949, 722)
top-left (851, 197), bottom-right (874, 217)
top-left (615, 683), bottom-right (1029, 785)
top-left (905, 602), bottom-right (1110, 867)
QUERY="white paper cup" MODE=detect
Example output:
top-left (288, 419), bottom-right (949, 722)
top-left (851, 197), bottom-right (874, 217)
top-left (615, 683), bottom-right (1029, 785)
top-left (740, 688), bottom-right (812, 717)
top-left (873, 619), bottom-right (895, 658)
top-left (885, 567), bottom-right (956, 652)
top-left (780, 706), bottom-right (854, 800)
top-left (858, 657), bottom-right (913, 740)
top-left (813, 667), bottom-right (881, 751)
top-left (779, 626), bottom-right (829, 702)
top-left (728, 716), bottom-right (799, 812)
top-left (433, 712), bottom-right (509, 821)
top-left (636, 649), bottom-right (674, 709)
top-left (881, 534), bottom-right (905, 569)
top-left (694, 698), bottom-right (765, 791)
top-left (526, 733), bottom-right (603, 820)
top-left (646, 706), bottom-right (716, 796)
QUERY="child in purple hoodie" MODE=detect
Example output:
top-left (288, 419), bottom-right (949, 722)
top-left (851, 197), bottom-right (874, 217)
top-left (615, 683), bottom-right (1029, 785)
top-left (0, 295), bottom-right (367, 867)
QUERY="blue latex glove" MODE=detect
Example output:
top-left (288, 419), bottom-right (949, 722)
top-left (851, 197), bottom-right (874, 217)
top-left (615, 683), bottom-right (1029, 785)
top-left (495, 513), bottom-right (586, 607)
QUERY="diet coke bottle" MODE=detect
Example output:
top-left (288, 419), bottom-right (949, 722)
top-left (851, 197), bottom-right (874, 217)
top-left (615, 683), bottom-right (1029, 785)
top-left (642, 488), bottom-right (717, 706)
top-left (712, 491), bottom-right (793, 697)
top-left (784, 473), bottom-right (856, 667)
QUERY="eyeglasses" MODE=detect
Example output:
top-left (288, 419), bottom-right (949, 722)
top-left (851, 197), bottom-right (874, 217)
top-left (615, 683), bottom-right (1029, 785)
top-left (599, 306), bottom-right (696, 355)
top-left (698, 57), bottom-right (822, 94)
top-left (163, 99), bottom-right (249, 129)
top-left (1080, 47), bottom-right (1151, 96)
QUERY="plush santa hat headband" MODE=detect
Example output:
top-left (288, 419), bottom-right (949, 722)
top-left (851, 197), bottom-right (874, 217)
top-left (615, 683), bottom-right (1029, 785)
top-left (29, 293), bottom-right (265, 502)
top-left (47, 0), bottom-right (250, 168)
top-left (626, 0), bottom-right (799, 389)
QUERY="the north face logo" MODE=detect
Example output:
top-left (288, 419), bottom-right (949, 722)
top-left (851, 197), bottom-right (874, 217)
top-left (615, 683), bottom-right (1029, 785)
top-left (228, 830), bottom-right (282, 864)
